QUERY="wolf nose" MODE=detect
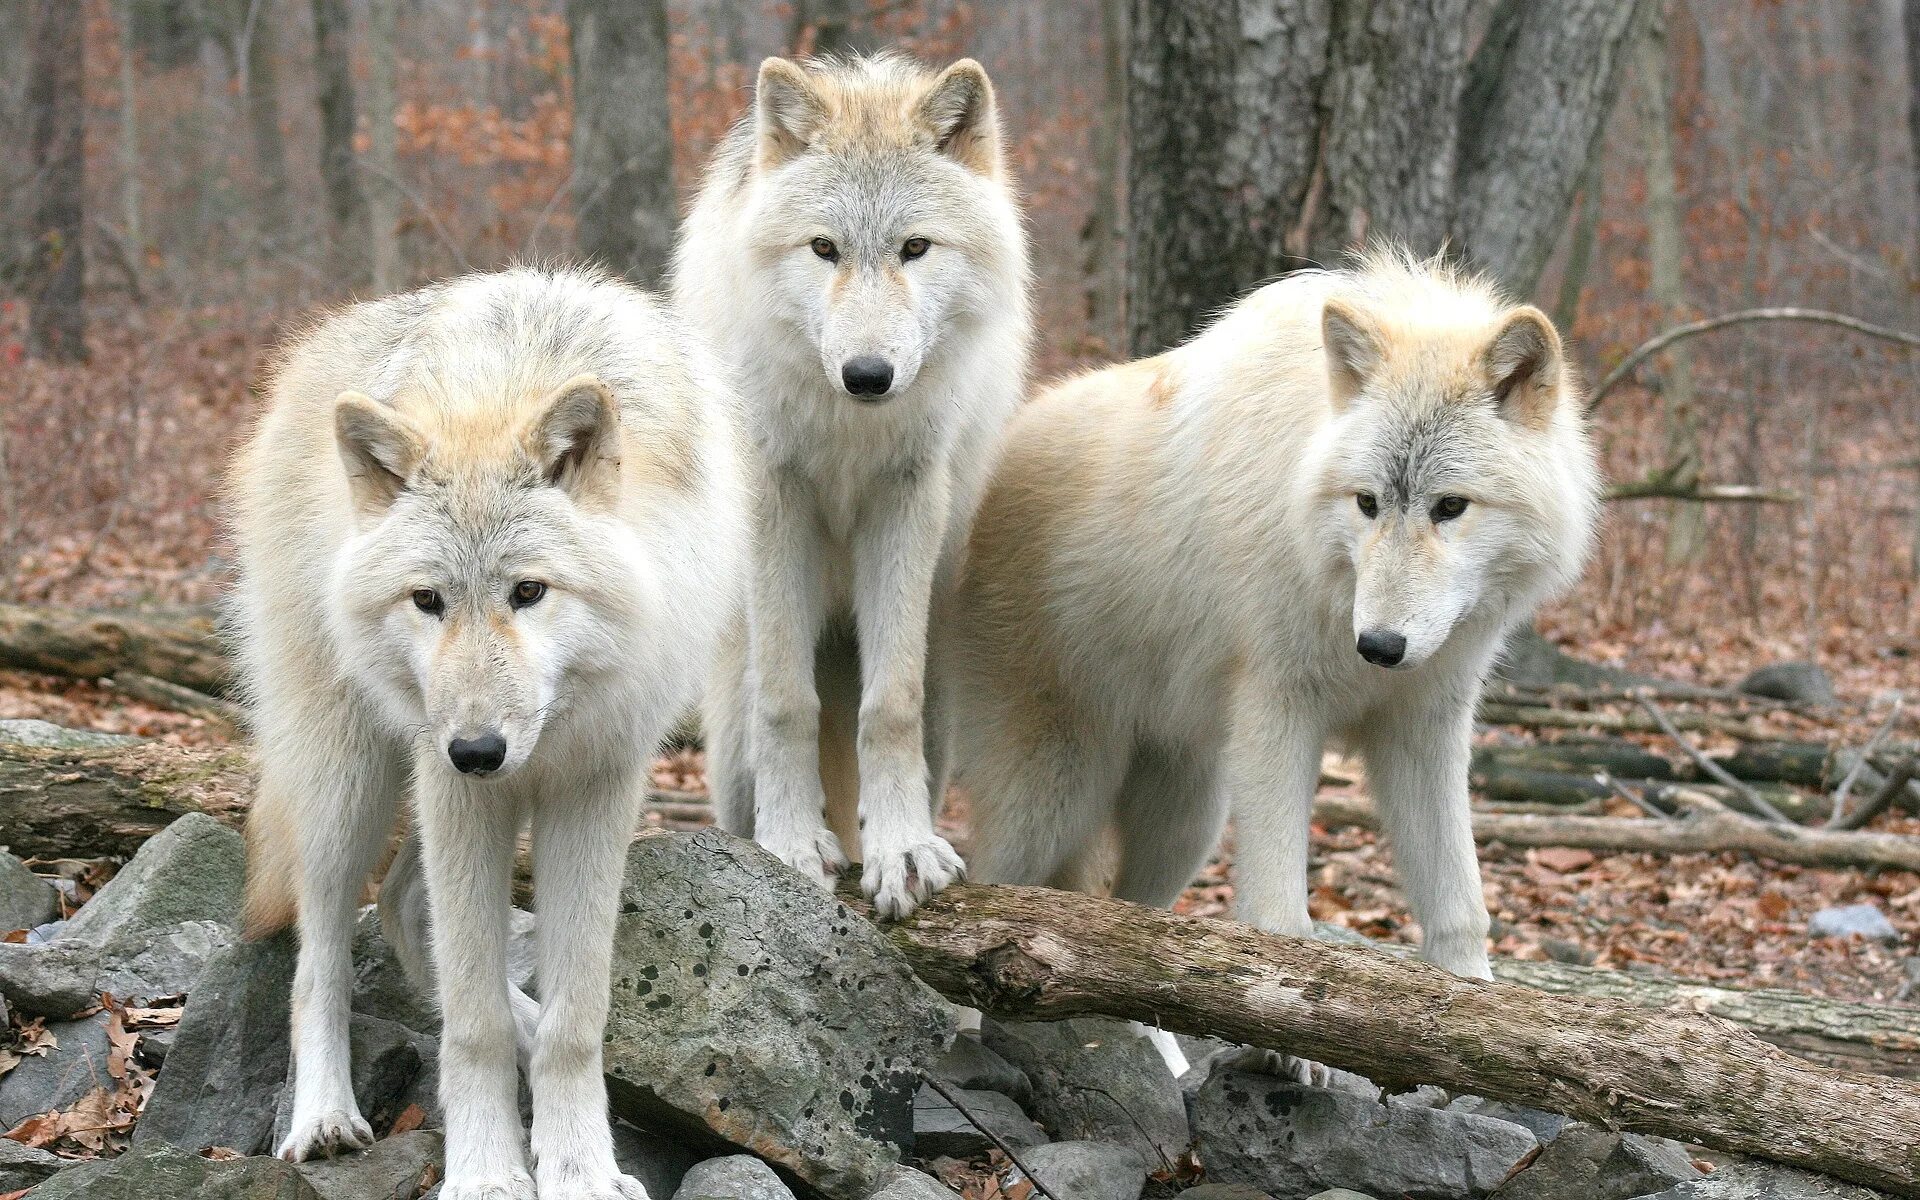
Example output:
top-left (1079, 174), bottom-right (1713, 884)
top-left (1356, 629), bottom-right (1407, 668)
top-left (448, 733), bottom-right (508, 775)
top-left (841, 356), bottom-right (895, 398)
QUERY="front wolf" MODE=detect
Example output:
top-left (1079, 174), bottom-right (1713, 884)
top-left (674, 54), bottom-right (1031, 916)
top-left (953, 252), bottom-right (1601, 1071)
top-left (230, 269), bottom-right (747, 1199)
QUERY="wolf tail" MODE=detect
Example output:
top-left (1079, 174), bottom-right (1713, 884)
top-left (242, 772), bottom-right (302, 939)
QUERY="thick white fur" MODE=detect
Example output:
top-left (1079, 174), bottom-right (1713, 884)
top-left (952, 252), bottom-right (1602, 1073)
top-left (229, 268), bottom-right (748, 1199)
top-left (674, 54), bottom-right (1031, 917)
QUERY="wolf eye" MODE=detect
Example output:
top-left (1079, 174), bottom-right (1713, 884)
top-left (510, 580), bottom-right (547, 609)
top-left (810, 237), bottom-right (838, 262)
top-left (901, 237), bottom-right (930, 261)
top-left (1356, 493), bottom-right (1378, 519)
top-left (412, 588), bottom-right (443, 616)
top-left (1432, 495), bottom-right (1470, 522)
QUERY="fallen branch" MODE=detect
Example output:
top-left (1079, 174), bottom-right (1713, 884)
top-left (1831, 696), bottom-right (1904, 828)
top-left (1315, 794), bottom-right (1920, 874)
top-left (851, 881), bottom-right (1920, 1196)
top-left (919, 1073), bottom-right (1061, 1200)
top-left (1477, 701), bottom-right (1774, 741)
top-left (0, 603), bottom-right (228, 696)
top-left (1635, 693), bottom-right (1791, 824)
top-left (1606, 478), bottom-right (1799, 504)
top-left (1833, 756), bottom-right (1920, 834)
top-left (108, 671), bottom-right (246, 735)
top-left (1589, 307), bottom-right (1920, 412)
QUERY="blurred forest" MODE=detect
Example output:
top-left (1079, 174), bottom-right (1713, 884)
top-left (1, 0), bottom-right (1916, 701)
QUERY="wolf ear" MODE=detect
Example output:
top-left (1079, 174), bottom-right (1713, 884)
top-left (757, 57), bottom-right (829, 167)
top-left (1322, 298), bottom-right (1386, 413)
top-left (524, 375), bottom-right (620, 507)
top-left (335, 393), bottom-right (426, 519)
top-left (916, 59), bottom-right (999, 174)
top-left (1484, 307), bottom-right (1563, 430)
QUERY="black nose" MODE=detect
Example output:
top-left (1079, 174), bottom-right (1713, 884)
top-left (841, 356), bottom-right (894, 398)
top-left (1356, 629), bottom-right (1407, 668)
top-left (448, 733), bottom-right (508, 775)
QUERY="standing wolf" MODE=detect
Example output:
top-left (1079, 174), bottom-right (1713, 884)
top-left (674, 54), bottom-right (1030, 916)
top-left (231, 268), bottom-right (748, 1199)
top-left (953, 252), bottom-right (1601, 1070)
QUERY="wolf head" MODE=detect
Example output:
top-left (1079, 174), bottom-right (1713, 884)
top-left (744, 54), bottom-right (1017, 402)
top-left (329, 375), bottom-right (642, 778)
top-left (1310, 267), bottom-right (1599, 671)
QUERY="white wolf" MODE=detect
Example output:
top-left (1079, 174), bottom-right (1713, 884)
top-left (231, 268), bottom-right (748, 1199)
top-left (951, 252), bottom-right (1602, 1072)
top-left (674, 54), bottom-right (1031, 916)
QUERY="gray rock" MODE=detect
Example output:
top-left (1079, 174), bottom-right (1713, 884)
top-left (1630, 1161), bottom-right (1887, 1199)
top-left (1181, 1186), bottom-right (1282, 1200)
top-left (294, 1130), bottom-right (442, 1200)
top-left (1192, 1070), bottom-right (1538, 1200)
top-left (602, 829), bottom-right (953, 1200)
top-left (135, 931), bottom-right (297, 1155)
top-left (350, 903), bottom-right (538, 1036)
top-left (1738, 662), bottom-right (1836, 707)
top-left (0, 939), bottom-right (100, 1018)
top-left (1004, 1141), bottom-right (1146, 1200)
top-left (95, 917), bottom-right (237, 1002)
top-left (0, 720), bottom-right (140, 750)
top-left (0, 850), bottom-right (59, 933)
top-left (1489, 1123), bottom-right (1700, 1199)
top-left (673, 1154), bottom-right (797, 1200)
top-left (867, 1164), bottom-right (963, 1199)
top-left (136, 1024), bottom-right (177, 1067)
top-left (271, 1014), bottom-right (433, 1149)
top-left (1808, 904), bottom-right (1899, 943)
top-left (1446, 1095), bottom-right (1571, 1143)
top-left (0, 1130), bottom-right (68, 1190)
top-left (911, 1084), bottom-right (1046, 1159)
top-left (64, 812), bottom-right (246, 949)
top-left (983, 1017), bottom-right (1188, 1167)
top-left (931, 1030), bottom-right (1031, 1106)
top-left (28, 1139), bottom-right (322, 1199)
top-left (0, 1011), bottom-right (114, 1128)
top-left (1304, 1192), bottom-right (1377, 1200)
top-left (614, 1119), bottom-right (707, 1200)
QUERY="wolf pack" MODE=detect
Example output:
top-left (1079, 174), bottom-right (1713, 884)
top-left (224, 52), bottom-right (1603, 1200)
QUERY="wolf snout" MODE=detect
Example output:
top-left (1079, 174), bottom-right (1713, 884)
top-left (447, 731), bottom-right (509, 775)
top-left (1355, 628), bottom-right (1408, 668)
top-left (840, 356), bottom-right (895, 399)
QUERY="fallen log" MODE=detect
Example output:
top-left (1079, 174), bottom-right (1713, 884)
top-left (1471, 764), bottom-right (1821, 821)
top-left (108, 671), bottom-right (247, 735)
top-left (853, 881), bottom-right (1920, 1197)
top-left (0, 726), bottom-right (254, 859)
top-left (1316, 794), bottom-right (1920, 874)
top-left (1478, 701), bottom-right (1774, 741)
top-left (0, 602), bottom-right (229, 696)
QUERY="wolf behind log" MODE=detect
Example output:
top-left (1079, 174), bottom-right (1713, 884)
top-left (228, 268), bottom-right (749, 1199)
top-left (951, 250), bottom-right (1603, 1073)
top-left (674, 53), bottom-right (1032, 918)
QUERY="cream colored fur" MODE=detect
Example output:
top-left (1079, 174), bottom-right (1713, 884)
top-left (229, 267), bottom-right (748, 1200)
top-left (951, 251), bottom-right (1602, 1073)
top-left (674, 54), bottom-right (1031, 917)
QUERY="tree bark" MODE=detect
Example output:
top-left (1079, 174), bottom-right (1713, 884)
top-left (852, 881), bottom-right (1920, 1196)
top-left (0, 734), bottom-right (254, 860)
top-left (568, 0), bottom-right (676, 288)
top-left (236, 0), bottom-right (292, 235)
top-left (0, 603), bottom-right (229, 696)
top-left (790, 0), bottom-right (878, 58)
top-left (26, 0), bottom-right (87, 363)
top-left (1080, 0), bottom-right (1129, 353)
top-left (311, 0), bottom-right (367, 284)
top-left (366, 0), bottom-right (402, 295)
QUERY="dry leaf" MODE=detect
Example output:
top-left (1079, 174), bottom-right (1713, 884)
top-left (389, 1103), bottom-right (427, 1136)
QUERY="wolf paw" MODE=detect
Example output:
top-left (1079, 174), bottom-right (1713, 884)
top-left (438, 1170), bottom-right (536, 1200)
top-left (536, 1169), bottom-right (652, 1200)
top-left (762, 825), bottom-right (849, 890)
top-left (276, 1108), bottom-right (373, 1162)
top-left (1228, 1046), bottom-right (1331, 1087)
top-left (861, 833), bottom-right (965, 920)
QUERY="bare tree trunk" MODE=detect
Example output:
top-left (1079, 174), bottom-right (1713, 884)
top-left (1635, 4), bottom-right (1705, 566)
top-left (1907, 0), bottom-right (1920, 578)
top-left (1551, 141), bottom-right (1605, 333)
top-left (568, 0), bottom-right (676, 288)
top-left (238, 0), bottom-right (292, 240)
top-left (312, 0), bottom-right (367, 284)
top-left (791, 0), bottom-right (877, 58)
top-left (26, 0), bottom-right (87, 363)
top-left (1080, 0), bottom-right (1128, 354)
top-left (119, 0), bottom-right (141, 254)
top-left (366, 0), bottom-right (403, 294)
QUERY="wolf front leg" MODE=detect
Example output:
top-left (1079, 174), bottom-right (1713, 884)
top-left (271, 709), bottom-right (403, 1162)
top-left (748, 468), bottom-right (845, 886)
top-left (528, 762), bottom-right (649, 1200)
top-left (852, 461), bottom-right (964, 919)
top-left (413, 760), bottom-right (534, 1200)
top-left (1360, 695), bottom-right (1492, 980)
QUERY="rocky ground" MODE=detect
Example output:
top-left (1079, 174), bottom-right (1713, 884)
top-left (0, 721), bottom-right (1902, 1200)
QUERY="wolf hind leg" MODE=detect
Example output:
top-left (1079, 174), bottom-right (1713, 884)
top-left (380, 835), bottom-right (540, 1070)
top-left (702, 615), bottom-right (756, 839)
top-left (268, 707), bottom-right (403, 1162)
